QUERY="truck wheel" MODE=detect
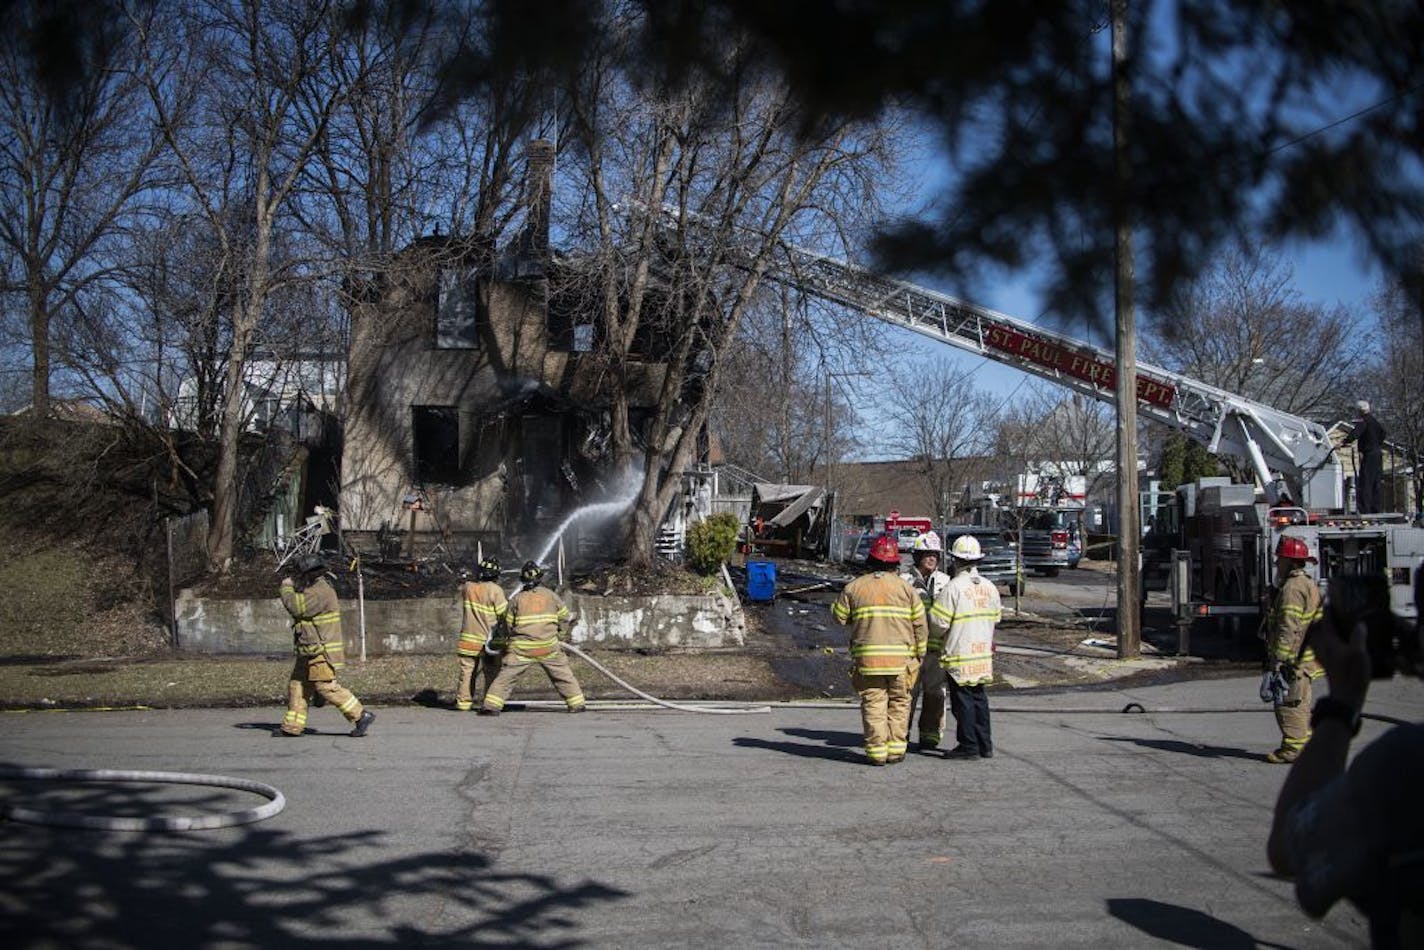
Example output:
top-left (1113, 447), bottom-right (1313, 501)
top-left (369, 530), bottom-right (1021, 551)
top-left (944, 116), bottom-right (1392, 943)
top-left (1040, 567), bottom-right (1060, 578)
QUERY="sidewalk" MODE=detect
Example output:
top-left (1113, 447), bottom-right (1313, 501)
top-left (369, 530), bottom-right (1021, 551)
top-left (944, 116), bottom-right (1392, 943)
top-left (4, 675), bottom-right (1418, 947)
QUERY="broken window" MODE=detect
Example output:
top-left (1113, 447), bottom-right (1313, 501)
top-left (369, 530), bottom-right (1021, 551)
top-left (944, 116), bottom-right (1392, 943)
top-left (413, 406), bottom-right (460, 484)
top-left (546, 275), bottom-right (600, 353)
top-left (436, 269), bottom-right (484, 349)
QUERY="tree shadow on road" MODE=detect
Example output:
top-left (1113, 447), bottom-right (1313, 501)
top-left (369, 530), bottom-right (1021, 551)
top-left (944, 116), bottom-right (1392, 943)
top-left (1098, 736), bottom-right (1263, 762)
top-left (732, 727), bottom-right (864, 764)
top-left (0, 799), bottom-right (629, 947)
top-left (1106, 898), bottom-right (1294, 949)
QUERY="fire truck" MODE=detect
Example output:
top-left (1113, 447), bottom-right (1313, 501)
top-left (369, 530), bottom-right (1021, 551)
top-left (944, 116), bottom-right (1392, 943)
top-left (735, 231), bottom-right (1424, 634)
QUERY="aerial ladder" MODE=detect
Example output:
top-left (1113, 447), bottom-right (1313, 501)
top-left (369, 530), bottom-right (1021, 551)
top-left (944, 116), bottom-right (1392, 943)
top-left (649, 205), bottom-right (1418, 631)
top-left (753, 240), bottom-right (1343, 511)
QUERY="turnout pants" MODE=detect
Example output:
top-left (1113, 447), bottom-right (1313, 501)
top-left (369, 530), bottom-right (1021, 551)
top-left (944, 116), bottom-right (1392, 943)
top-left (282, 657), bottom-right (363, 735)
top-left (482, 650), bottom-right (586, 712)
top-left (455, 653), bottom-right (502, 711)
top-left (1358, 452), bottom-right (1383, 514)
top-left (1273, 671), bottom-right (1314, 761)
top-left (916, 660), bottom-right (948, 747)
top-left (948, 677), bottom-right (992, 756)
top-left (853, 668), bottom-right (913, 764)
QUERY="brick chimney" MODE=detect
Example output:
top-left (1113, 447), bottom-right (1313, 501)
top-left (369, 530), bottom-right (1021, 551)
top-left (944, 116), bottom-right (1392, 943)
top-left (524, 138), bottom-right (555, 257)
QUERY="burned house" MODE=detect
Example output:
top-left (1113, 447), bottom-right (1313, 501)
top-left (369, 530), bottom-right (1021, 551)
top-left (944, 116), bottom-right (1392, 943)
top-left (339, 141), bottom-right (668, 562)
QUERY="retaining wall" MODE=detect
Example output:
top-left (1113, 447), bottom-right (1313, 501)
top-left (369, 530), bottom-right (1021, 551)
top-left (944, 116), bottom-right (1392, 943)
top-left (173, 590), bottom-right (746, 655)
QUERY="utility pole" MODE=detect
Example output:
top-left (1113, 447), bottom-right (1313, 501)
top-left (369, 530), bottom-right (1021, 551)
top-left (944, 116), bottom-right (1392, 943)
top-left (1111, 0), bottom-right (1141, 658)
top-left (824, 373), bottom-right (834, 498)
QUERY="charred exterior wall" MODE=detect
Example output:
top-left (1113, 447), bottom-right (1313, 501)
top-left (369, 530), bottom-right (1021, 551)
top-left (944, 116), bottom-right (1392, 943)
top-left (340, 241), bottom-right (666, 559)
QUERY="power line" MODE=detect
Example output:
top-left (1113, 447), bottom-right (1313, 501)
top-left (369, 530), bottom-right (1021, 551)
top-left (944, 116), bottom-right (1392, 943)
top-left (1264, 82), bottom-right (1424, 158)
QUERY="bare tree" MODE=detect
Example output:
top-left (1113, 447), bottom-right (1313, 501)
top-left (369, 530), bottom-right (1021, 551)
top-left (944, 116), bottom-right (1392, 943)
top-left (994, 387), bottom-right (1117, 504)
top-left (560, 17), bottom-right (898, 565)
top-left (1143, 249), bottom-right (1361, 421)
top-left (882, 358), bottom-right (999, 522)
top-left (0, 1), bottom-right (167, 416)
top-left (131, 0), bottom-right (368, 571)
top-left (711, 287), bottom-right (888, 483)
top-left (1363, 276), bottom-right (1424, 516)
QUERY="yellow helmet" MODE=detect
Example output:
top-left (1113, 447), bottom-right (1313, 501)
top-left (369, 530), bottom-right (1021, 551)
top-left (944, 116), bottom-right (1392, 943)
top-left (950, 534), bottom-right (983, 561)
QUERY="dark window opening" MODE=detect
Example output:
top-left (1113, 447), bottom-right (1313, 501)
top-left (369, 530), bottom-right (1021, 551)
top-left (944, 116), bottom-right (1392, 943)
top-left (547, 280), bottom-right (600, 353)
top-left (436, 269), bottom-right (485, 349)
top-left (413, 406), bottom-right (460, 484)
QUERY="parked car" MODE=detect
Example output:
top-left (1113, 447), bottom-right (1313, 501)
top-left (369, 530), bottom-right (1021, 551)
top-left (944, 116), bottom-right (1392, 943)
top-left (940, 524), bottom-right (1021, 595)
top-left (895, 525), bottom-right (924, 552)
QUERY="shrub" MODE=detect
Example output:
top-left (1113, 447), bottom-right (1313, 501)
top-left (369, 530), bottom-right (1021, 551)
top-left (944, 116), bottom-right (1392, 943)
top-left (685, 512), bottom-right (742, 575)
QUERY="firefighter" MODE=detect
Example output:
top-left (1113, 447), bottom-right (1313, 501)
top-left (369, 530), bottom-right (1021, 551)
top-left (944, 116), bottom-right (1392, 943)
top-left (480, 561), bottom-right (586, 715)
top-left (903, 531), bottom-right (953, 752)
top-left (1263, 534), bottom-right (1324, 763)
top-left (940, 534), bottom-right (1002, 760)
top-left (454, 557), bottom-right (509, 711)
top-left (1341, 399), bottom-right (1386, 514)
top-left (277, 554), bottom-right (375, 738)
top-left (832, 533), bottom-right (929, 765)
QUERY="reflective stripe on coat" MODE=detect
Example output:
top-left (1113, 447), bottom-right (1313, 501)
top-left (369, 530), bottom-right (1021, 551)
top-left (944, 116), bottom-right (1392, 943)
top-left (507, 586), bottom-right (572, 659)
top-left (940, 568), bottom-right (1000, 686)
top-left (904, 568), bottom-right (953, 656)
top-left (457, 580), bottom-right (509, 656)
top-left (279, 576), bottom-right (346, 670)
top-left (833, 571), bottom-right (929, 675)
top-left (1267, 569), bottom-right (1324, 678)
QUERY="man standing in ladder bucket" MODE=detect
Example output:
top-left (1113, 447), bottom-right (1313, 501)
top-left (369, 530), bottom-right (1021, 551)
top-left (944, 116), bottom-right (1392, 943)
top-left (480, 561), bottom-right (587, 715)
top-left (940, 534), bottom-right (1001, 760)
top-left (833, 533), bottom-right (929, 765)
top-left (454, 556), bottom-right (508, 711)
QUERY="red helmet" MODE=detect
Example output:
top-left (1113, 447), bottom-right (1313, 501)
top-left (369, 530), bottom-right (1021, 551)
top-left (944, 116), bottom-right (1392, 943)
top-left (1276, 535), bottom-right (1316, 563)
top-left (868, 533), bottom-right (901, 566)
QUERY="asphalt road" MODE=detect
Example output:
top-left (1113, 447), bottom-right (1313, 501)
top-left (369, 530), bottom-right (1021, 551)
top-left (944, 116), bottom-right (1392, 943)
top-left (4, 674), bottom-right (1420, 948)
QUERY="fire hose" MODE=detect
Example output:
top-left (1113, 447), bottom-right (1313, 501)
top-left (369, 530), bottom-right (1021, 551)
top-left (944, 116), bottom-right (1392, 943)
top-left (551, 642), bottom-right (771, 715)
top-left (0, 765), bottom-right (286, 832)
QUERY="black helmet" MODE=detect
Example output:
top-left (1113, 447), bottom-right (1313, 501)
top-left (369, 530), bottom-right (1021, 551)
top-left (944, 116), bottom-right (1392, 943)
top-left (294, 553), bottom-right (325, 576)
top-left (478, 557), bottom-right (500, 581)
top-left (520, 560), bottom-right (544, 584)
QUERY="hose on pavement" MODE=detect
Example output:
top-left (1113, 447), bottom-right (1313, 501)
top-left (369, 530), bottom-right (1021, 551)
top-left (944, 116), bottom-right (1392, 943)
top-left (561, 642), bottom-right (770, 714)
top-left (0, 765), bottom-right (286, 832)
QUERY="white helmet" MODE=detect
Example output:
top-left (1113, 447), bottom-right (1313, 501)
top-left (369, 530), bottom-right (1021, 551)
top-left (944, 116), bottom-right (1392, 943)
top-left (912, 531), bottom-right (942, 556)
top-left (950, 534), bottom-right (983, 561)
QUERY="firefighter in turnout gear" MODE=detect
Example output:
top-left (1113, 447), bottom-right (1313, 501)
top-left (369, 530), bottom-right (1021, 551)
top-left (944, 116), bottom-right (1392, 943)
top-left (454, 557), bottom-right (509, 711)
top-left (833, 533), bottom-right (929, 765)
top-left (277, 554), bottom-right (374, 738)
top-left (1263, 534), bottom-right (1324, 763)
top-left (903, 531), bottom-right (953, 752)
top-left (940, 534), bottom-right (1001, 760)
top-left (480, 561), bottom-right (586, 715)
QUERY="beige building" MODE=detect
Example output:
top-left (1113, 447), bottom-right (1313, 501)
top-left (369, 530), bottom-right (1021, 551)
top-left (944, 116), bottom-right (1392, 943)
top-left (339, 142), bottom-right (666, 560)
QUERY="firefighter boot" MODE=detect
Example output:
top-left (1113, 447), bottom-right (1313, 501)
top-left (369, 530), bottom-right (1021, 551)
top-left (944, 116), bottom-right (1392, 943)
top-left (349, 710), bottom-right (376, 737)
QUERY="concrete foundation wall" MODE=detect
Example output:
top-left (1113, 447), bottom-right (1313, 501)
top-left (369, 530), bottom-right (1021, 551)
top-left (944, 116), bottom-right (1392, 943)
top-left (174, 590), bottom-right (746, 655)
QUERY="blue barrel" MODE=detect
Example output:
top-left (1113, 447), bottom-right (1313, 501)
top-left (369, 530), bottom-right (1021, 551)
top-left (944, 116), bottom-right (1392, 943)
top-left (746, 560), bottom-right (777, 602)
